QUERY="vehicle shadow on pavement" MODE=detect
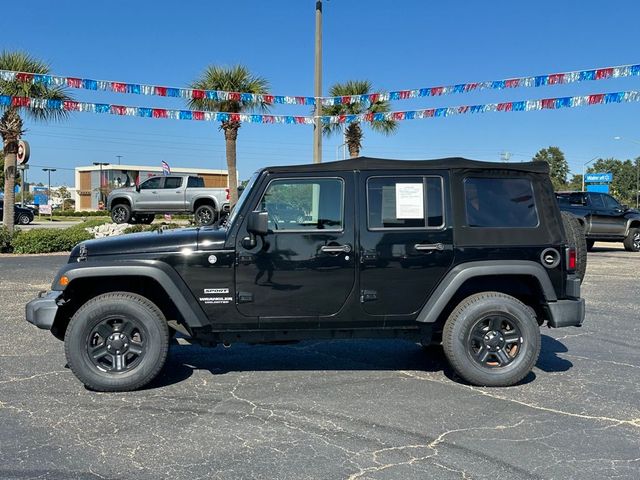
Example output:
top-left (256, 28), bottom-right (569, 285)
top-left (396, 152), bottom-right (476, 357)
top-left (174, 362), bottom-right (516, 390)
top-left (146, 339), bottom-right (453, 390)
top-left (535, 334), bottom-right (573, 373)
top-left (145, 335), bottom-right (573, 390)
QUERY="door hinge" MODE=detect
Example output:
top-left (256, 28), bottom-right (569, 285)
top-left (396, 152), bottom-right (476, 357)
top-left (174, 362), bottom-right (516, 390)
top-left (237, 291), bottom-right (254, 304)
top-left (360, 289), bottom-right (378, 303)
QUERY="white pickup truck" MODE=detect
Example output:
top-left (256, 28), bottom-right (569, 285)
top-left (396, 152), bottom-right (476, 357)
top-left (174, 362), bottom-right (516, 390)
top-left (106, 175), bottom-right (230, 226)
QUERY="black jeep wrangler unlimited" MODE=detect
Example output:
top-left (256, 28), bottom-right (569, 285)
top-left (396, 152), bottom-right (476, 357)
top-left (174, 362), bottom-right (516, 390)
top-left (26, 158), bottom-right (585, 391)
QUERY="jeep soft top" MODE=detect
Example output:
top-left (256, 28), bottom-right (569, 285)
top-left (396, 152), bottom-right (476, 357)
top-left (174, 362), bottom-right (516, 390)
top-left (26, 157), bottom-right (585, 391)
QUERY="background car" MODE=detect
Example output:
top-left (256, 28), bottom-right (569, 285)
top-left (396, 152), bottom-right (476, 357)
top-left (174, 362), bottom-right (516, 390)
top-left (0, 202), bottom-right (35, 225)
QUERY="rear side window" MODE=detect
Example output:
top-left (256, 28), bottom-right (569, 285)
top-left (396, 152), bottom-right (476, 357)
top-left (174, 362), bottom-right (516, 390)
top-left (187, 176), bottom-right (204, 188)
top-left (464, 178), bottom-right (538, 228)
top-left (164, 177), bottom-right (183, 189)
top-left (367, 176), bottom-right (444, 229)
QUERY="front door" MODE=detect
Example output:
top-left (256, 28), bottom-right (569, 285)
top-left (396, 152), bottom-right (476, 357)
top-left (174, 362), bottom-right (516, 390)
top-left (235, 174), bottom-right (356, 324)
top-left (359, 172), bottom-right (454, 320)
top-left (135, 176), bottom-right (163, 211)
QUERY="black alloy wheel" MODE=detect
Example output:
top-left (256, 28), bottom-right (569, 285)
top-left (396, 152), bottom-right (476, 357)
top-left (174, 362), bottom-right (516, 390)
top-left (111, 204), bottom-right (131, 224)
top-left (87, 316), bottom-right (146, 373)
top-left (195, 205), bottom-right (216, 226)
top-left (467, 314), bottom-right (522, 368)
top-left (65, 292), bottom-right (169, 391)
top-left (443, 292), bottom-right (540, 387)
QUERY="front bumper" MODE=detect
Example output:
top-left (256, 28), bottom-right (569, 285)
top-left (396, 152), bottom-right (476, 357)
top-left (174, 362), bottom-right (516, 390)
top-left (25, 291), bottom-right (61, 330)
top-left (547, 298), bottom-right (585, 328)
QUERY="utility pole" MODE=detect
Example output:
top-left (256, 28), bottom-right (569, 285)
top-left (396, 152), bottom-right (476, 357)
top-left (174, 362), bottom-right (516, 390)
top-left (42, 168), bottom-right (56, 221)
top-left (313, 0), bottom-right (323, 164)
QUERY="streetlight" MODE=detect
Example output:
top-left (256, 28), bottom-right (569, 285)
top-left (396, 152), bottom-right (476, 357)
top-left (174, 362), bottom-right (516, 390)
top-left (93, 162), bottom-right (110, 207)
top-left (582, 156), bottom-right (599, 192)
top-left (613, 136), bottom-right (640, 208)
top-left (116, 155), bottom-right (122, 165)
top-left (42, 168), bottom-right (56, 221)
top-left (313, 0), bottom-right (323, 164)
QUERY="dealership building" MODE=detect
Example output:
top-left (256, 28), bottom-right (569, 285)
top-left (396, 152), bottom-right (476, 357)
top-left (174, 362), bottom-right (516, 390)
top-left (74, 164), bottom-right (228, 211)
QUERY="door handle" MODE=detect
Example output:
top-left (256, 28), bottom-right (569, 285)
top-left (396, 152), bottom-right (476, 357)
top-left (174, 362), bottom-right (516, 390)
top-left (414, 243), bottom-right (445, 252)
top-left (320, 244), bottom-right (352, 254)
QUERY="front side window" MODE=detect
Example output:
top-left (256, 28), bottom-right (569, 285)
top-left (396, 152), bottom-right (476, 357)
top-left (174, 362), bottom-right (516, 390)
top-left (602, 194), bottom-right (621, 209)
top-left (367, 176), bottom-right (444, 229)
top-left (140, 177), bottom-right (162, 190)
top-left (589, 194), bottom-right (605, 208)
top-left (464, 177), bottom-right (538, 228)
top-left (164, 177), bottom-right (183, 189)
top-left (260, 178), bottom-right (343, 231)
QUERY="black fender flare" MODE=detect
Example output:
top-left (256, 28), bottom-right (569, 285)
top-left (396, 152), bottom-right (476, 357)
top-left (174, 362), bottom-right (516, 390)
top-left (53, 260), bottom-right (208, 327)
top-left (416, 261), bottom-right (557, 324)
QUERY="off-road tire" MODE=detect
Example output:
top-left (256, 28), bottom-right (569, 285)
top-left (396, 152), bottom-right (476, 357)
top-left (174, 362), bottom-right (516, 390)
top-left (623, 227), bottom-right (640, 252)
top-left (442, 292), bottom-right (541, 387)
top-left (194, 204), bottom-right (216, 226)
top-left (17, 214), bottom-right (31, 225)
top-left (111, 204), bottom-right (132, 224)
top-left (64, 292), bottom-right (170, 392)
top-left (561, 211), bottom-right (587, 283)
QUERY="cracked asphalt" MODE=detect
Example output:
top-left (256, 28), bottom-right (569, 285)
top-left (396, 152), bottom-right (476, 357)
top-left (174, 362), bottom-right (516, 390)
top-left (1, 245), bottom-right (639, 479)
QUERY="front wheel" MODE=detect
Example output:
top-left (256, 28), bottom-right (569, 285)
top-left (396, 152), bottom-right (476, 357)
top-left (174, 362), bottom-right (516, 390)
top-left (18, 214), bottom-right (31, 225)
top-left (442, 292), bottom-right (541, 387)
top-left (623, 228), bottom-right (640, 252)
top-left (64, 292), bottom-right (170, 392)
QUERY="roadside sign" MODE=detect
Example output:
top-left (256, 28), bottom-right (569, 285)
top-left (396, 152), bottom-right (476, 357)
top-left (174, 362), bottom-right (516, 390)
top-left (17, 140), bottom-right (30, 165)
top-left (39, 204), bottom-right (52, 215)
top-left (585, 172), bottom-right (613, 183)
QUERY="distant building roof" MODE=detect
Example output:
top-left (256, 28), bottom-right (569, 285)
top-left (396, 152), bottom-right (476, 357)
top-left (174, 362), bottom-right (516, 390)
top-left (75, 164), bottom-right (227, 175)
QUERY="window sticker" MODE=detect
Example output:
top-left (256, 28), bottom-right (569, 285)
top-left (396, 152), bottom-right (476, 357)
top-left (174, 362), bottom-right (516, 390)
top-left (395, 183), bottom-right (424, 219)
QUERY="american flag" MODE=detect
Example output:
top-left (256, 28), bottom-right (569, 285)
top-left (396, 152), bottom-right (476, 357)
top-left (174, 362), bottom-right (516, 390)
top-left (161, 160), bottom-right (171, 176)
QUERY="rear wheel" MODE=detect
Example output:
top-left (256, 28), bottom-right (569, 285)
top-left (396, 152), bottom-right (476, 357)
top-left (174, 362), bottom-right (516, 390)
top-left (64, 292), bottom-right (170, 392)
top-left (194, 204), bottom-right (216, 226)
top-left (561, 212), bottom-right (587, 282)
top-left (623, 228), bottom-right (640, 252)
top-left (443, 292), bottom-right (541, 387)
top-left (111, 204), bottom-right (132, 224)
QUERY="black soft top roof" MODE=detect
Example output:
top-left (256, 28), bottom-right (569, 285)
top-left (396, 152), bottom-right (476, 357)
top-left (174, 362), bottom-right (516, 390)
top-left (263, 156), bottom-right (548, 174)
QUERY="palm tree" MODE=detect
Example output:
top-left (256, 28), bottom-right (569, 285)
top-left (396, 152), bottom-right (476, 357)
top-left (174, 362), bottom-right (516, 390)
top-left (322, 80), bottom-right (398, 158)
top-left (0, 51), bottom-right (71, 232)
top-left (188, 65), bottom-right (270, 205)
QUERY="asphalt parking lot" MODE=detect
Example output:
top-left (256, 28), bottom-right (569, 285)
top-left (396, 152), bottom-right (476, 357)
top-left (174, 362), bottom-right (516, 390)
top-left (1, 245), bottom-right (639, 480)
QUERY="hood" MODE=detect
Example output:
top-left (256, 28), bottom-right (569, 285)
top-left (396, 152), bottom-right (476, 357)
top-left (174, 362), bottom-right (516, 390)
top-left (69, 227), bottom-right (228, 261)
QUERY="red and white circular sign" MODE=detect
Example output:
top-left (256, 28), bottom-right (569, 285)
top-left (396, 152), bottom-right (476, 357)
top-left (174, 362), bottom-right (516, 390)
top-left (17, 140), bottom-right (30, 165)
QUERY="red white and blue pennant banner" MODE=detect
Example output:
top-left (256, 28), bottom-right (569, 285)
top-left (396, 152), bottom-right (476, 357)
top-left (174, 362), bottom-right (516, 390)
top-left (2, 90), bottom-right (638, 125)
top-left (1, 63), bottom-right (638, 106)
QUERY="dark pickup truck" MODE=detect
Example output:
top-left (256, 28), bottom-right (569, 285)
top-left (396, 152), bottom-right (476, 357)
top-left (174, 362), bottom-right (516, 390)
top-left (556, 191), bottom-right (640, 251)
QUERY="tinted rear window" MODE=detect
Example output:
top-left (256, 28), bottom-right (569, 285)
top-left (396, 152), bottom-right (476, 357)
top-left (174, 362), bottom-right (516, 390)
top-left (187, 176), bottom-right (204, 188)
top-left (464, 178), bottom-right (538, 228)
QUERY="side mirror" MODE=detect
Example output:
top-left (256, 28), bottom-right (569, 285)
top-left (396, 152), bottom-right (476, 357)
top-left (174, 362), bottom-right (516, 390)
top-left (621, 204), bottom-right (629, 211)
top-left (242, 211), bottom-right (269, 249)
top-left (247, 211), bottom-right (269, 235)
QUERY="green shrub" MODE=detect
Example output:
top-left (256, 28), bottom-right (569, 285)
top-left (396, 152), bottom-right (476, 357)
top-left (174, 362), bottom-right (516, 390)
top-left (0, 226), bottom-right (14, 253)
top-left (12, 227), bottom-right (93, 254)
top-left (123, 225), bottom-right (146, 234)
top-left (55, 210), bottom-right (109, 217)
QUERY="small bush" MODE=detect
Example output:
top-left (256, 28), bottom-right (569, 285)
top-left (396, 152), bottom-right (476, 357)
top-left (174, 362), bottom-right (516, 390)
top-left (12, 227), bottom-right (93, 254)
top-left (123, 225), bottom-right (146, 234)
top-left (0, 226), bottom-right (14, 253)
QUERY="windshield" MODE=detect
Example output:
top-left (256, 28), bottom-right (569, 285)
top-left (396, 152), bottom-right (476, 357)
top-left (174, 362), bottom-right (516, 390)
top-left (226, 171), bottom-right (260, 228)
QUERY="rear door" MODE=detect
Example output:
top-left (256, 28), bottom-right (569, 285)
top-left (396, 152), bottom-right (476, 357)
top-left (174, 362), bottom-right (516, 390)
top-left (156, 176), bottom-right (185, 211)
top-left (358, 171), bottom-right (454, 321)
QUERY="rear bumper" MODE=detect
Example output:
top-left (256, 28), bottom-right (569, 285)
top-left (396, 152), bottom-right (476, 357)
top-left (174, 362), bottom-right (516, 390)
top-left (25, 291), bottom-right (61, 330)
top-left (547, 298), bottom-right (585, 328)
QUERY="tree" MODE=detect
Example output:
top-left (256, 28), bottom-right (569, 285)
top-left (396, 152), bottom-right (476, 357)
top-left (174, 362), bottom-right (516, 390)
top-left (56, 185), bottom-right (71, 211)
top-left (567, 174), bottom-right (583, 191)
top-left (322, 80), bottom-right (397, 158)
top-left (187, 65), bottom-right (269, 205)
top-left (533, 147), bottom-right (569, 190)
top-left (0, 51), bottom-right (71, 232)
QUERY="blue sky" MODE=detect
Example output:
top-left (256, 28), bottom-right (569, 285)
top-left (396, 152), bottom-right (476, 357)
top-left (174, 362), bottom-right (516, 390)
top-left (2, 0), bottom-right (640, 186)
